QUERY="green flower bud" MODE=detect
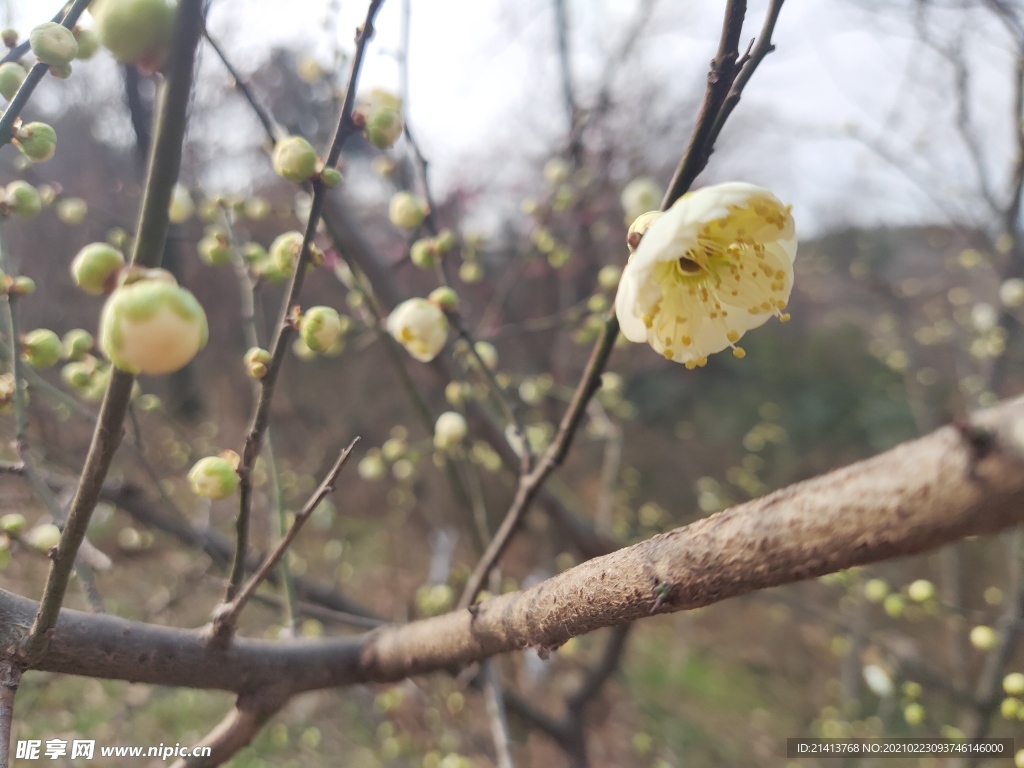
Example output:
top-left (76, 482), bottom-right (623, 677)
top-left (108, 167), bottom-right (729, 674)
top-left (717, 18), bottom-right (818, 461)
top-left (24, 523), bottom-right (61, 552)
top-left (320, 167), bottom-right (342, 188)
top-left (0, 513), bottom-right (26, 534)
top-left (883, 593), bottom-right (903, 617)
top-left (15, 122), bottom-right (57, 163)
top-left (168, 183), bottom-right (194, 223)
top-left (29, 22), bottom-right (78, 67)
top-left (62, 328), bottom-right (94, 359)
top-left (247, 361), bottom-right (267, 379)
top-left (10, 276), bottom-right (34, 295)
top-left (1, 29), bottom-right (18, 48)
top-left (71, 243), bottom-right (125, 295)
top-left (1004, 672), bottom-right (1024, 696)
top-left (21, 328), bottom-right (62, 368)
top-left (49, 62), bottom-right (73, 80)
top-left (6, 181), bottom-right (41, 218)
top-left (269, 230), bottom-right (305, 274)
top-left (197, 234), bottom-right (231, 266)
top-left (358, 452), bottom-right (385, 480)
top-left (243, 242), bottom-right (267, 264)
top-left (388, 192), bottom-right (427, 230)
top-left (56, 197), bottom-right (88, 225)
top-left (99, 269), bottom-right (208, 375)
top-left (0, 62), bottom-right (26, 101)
top-left (428, 286), bottom-right (459, 312)
top-left (299, 306), bottom-right (344, 353)
top-left (61, 360), bottom-right (95, 389)
top-left (73, 26), bottom-right (99, 59)
top-left (243, 197), bottom-right (270, 220)
top-left (410, 238), bottom-right (437, 269)
top-left (970, 625), bottom-right (999, 650)
top-left (272, 136), bottom-right (318, 183)
top-left (93, 0), bottom-right (176, 70)
top-left (597, 264), bottom-right (622, 290)
top-left (907, 579), bottom-right (935, 603)
top-left (244, 347), bottom-right (271, 367)
top-left (903, 703), bottom-right (925, 726)
top-left (435, 228), bottom-right (456, 252)
top-left (364, 107), bottom-right (404, 150)
top-left (543, 158), bottom-right (570, 185)
top-left (188, 454), bottom-right (239, 500)
top-left (458, 261), bottom-right (482, 283)
top-left (621, 176), bottom-right (662, 224)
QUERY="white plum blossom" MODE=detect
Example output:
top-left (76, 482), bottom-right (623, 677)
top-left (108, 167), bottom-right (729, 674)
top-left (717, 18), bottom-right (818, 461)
top-left (387, 298), bottom-right (449, 362)
top-left (614, 182), bottom-right (796, 368)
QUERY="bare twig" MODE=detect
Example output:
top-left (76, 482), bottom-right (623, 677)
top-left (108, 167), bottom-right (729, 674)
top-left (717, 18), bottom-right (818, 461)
top-left (457, 0), bottom-right (788, 610)
top-left (212, 440), bottom-right (358, 639)
top-left (22, 0), bottom-right (206, 665)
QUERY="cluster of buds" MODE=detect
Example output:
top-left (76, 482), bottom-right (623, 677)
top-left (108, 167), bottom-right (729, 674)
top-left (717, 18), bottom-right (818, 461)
top-left (409, 229), bottom-right (456, 269)
top-left (92, 0), bottom-right (177, 72)
top-left (271, 135), bottom-right (342, 188)
top-left (99, 267), bottom-right (208, 376)
top-left (188, 451), bottom-right (240, 500)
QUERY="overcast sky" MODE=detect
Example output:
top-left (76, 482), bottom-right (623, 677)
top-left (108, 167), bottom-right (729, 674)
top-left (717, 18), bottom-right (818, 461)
top-left (7, 1), bottom-right (1019, 238)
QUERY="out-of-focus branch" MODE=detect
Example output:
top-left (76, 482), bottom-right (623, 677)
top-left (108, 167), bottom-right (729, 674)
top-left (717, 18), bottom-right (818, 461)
top-left (0, 660), bottom-right (21, 768)
top-left (22, 0), bottom-right (206, 665)
top-left (168, 690), bottom-right (288, 768)
top-left (8, 395), bottom-right (1024, 693)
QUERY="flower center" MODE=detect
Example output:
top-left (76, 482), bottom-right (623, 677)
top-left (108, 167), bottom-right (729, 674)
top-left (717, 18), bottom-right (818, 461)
top-left (676, 256), bottom-right (703, 275)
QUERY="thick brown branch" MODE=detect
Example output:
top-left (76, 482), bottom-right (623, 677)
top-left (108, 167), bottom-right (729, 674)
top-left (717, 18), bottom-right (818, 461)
top-left (6, 397), bottom-right (1024, 694)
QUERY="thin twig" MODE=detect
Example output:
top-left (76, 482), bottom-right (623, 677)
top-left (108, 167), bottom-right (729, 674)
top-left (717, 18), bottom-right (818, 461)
top-left (226, 0), bottom-right (386, 604)
top-left (0, 0), bottom-right (92, 147)
top-left (458, 0), bottom-right (786, 610)
top-left (22, 0), bottom-right (207, 665)
top-left (212, 440), bottom-right (358, 638)
top-left (0, 659), bottom-right (22, 768)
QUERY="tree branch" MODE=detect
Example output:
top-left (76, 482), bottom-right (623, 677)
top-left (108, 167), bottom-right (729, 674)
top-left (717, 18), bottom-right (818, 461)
top-left (6, 396), bottom-right (1024, 695)
top-left (21, 0), bottom-right (206, 665)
